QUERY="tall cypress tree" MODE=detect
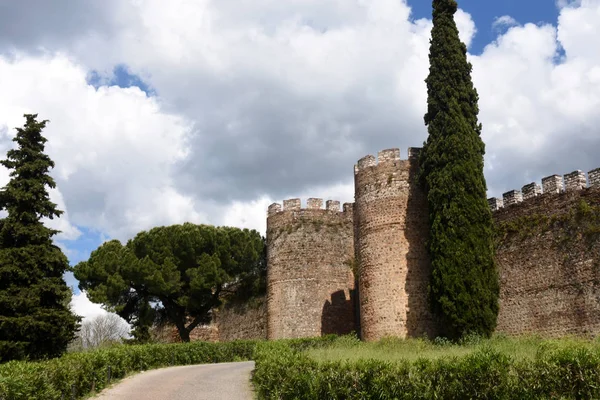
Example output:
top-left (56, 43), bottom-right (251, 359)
top-left (419, 0), bottom-right (499, 339)
top-left (0, 114), bottom-right (80, 361)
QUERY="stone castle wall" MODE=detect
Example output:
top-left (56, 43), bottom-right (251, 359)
top-left (490, 169), bottom-right (600, 337)
top-left (216, 298), bottom-right (267, 341)
top-left (354, 148), bottom-right (435, 341)
top-left (266, 198), bottom-right (355, 339)
top-left (261, 152), bottom-right (600, 342)
top-left (180, 297), bottom-right (267, 343)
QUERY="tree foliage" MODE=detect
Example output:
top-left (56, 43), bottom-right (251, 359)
top-left (73, 223), bottom-right (265, 342)
top-left (0, 114), bottom-right (80, 361)
top-left (419, 0), bottom-right (499, 338)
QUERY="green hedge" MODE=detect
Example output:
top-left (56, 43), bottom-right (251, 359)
top-left (0, 336), bottom-right (337, 400)
top-left (252, 341), bottom-right (600, 399)
top-left (0, 340), bottom-right (257, 400)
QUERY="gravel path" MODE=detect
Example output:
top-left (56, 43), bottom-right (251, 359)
top-left (92, 361), bottom-right (255, 400)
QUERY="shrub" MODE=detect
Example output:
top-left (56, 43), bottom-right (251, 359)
top-left (0, 340), bottom-right (257, 399)
top-left (253, 339), bottom-right (600, 399)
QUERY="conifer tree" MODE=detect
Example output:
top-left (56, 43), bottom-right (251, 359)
top-left (419, 0), bottom-right (499, 339)
top-left (0, 114), bottom-right (80, 361)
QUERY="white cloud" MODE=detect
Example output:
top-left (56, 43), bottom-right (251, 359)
top-left (0, 53), bottom-right (202, 242)
top-left (455, 9), bottom-right (477, 48)
top-left (473, 0), bottom-right (600, 196)
top-left (0, 0), bottom-right (598, 250)
top-left (221, 196), bottom-right (273, 235)
top-left (492, 15), bottom-right (519, 31)
top-left (70, 291), bottom-right (110, 322)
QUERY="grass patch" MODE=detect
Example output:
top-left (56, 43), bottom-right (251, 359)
top-left (253, 335), bottom-right (600, 399)
top-left (306, 334), bottom-right (599, 363)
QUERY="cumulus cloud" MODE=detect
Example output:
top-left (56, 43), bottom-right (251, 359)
top-left (70, 291), bottom-right (110, 322)
top-left (0, 0), bottom-right (598, 250)
top-left (0, 0), bottom-right (122, 56)
top-left (455, 9), bottom-right (477, 48)
top-left (0, 53), bottom-right (201, 241)
top-left (474, 0), bottom-right (600, 196)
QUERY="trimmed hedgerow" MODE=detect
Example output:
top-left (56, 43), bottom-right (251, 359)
top-left (0, 336), bottom-right (337, 400)
top-left (252, 339), bottom-right (600, 399)
top-left (0, 340), bottom-right (255, 400)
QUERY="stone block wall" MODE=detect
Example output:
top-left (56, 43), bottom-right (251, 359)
top-left (354, 148), bottom-right (435, 341)
top-left (262, 148), bottom-right (600, 341)
top-left (175, 297), bottom-right (267, 342)
top-left (266, 199), bottom-right (355, 339)
top-left (492, 170), bottom-right (600, 337)
top-left (213, 298), bottom-right (267, 341)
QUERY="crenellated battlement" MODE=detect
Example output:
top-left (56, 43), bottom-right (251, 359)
top-left (265, 142), bottom-right (600, 342)
top-left (267, 198), bottom-right (354, 217)
top-left (354, 147), bottom-right (421, 174)
top-left (488, 168), bottom-right (600, 212)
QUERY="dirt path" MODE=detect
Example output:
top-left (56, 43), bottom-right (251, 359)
top-left (92, 361), bottom-right (255, 400)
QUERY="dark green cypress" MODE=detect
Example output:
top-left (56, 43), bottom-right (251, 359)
top-left (419, 0), bottom-right (499, 339)
top-left (0, 114), bottom-right (80, 361)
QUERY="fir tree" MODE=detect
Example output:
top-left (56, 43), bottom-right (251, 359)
top-left (0, 114), bottom-right (80, 361)
top-left (419, 0), bottom-right (499, 339)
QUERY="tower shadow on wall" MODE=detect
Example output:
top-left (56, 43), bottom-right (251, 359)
top-left (404, 162), bottom-right (438, 339)
top-left (321, 289), bottom-right (356, 336)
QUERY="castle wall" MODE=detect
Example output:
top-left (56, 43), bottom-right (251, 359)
top-left (491, 169), bottom-right (600, 337)
top-left (214, 297), bottom-right (267, 341)
top-left (354, 148), bottom-right (435, 341)
top-left (266, 199), bottom-right (355, 339)
top-left (171, 296), bottom-right (267, 343)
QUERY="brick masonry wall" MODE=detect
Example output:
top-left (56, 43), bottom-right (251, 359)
top-left (354, 149), bottom-right (435, 341)
top-left (266, 201), bottom-right (355, 339)
top-left (215, 298), bottom-right (267, 341)
top-left (493, 187), bottom-right (600, 337)
top-left (176, 297), bottom-right (267, 342)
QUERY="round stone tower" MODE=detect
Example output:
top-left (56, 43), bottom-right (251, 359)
top-left (266, 198), bottom-right (356, 339)
top-left (354, 148), bottom-right (435, 341)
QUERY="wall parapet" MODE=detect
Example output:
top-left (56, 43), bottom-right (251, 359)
top-left (488, 168), bottom-right (600, 212)
top-left (354, 147), bottom-right (421, 174)
top-left (268, 198), bottom-right (353, 216)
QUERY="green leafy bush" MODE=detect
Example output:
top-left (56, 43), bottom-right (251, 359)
top-left (253, 338), bottom-right (600, 399)
top-left (0, 340), bottom-right (257, 399)
top-left (0, 336), bottom-right (336, 400)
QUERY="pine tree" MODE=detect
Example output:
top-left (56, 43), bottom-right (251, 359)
top-left (0, 114), bottom-right (80, 361)
top-left (419, 0), bottom-right (499, 339)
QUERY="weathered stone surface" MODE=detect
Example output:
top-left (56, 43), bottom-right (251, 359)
top-left (488, 197), bottom-right (504, 211)
top-left (175, 298), bottom-right (268, 343)
top-left (542, 175), bottom-right (563, 194)
top-left (589, 169), bottom-right (600, 188)
top-left (354, 149), bottom-right (435, 341)
top-left (264, 147), bottom-right (600, 342)
top-left (283, 198), bottom-right (301, 211)
top-left (377, 148), bottom-right (400, 164)
top-left (307, 198), bottom-right (323, 209)
top-left (522, 182), bottom-right (542, 200)
top-left (266, 202), bottom-right (355, 339)
top-left (564, 170), bottom-right (586, 191)
top-left (326, 200), bottom-right (340, 212)
top-left (503, 190), bottom-right (523, 207)
top-left (493, 187), bottom-right (600, 337)
top-left (268, 203), bottom-right (282, 216)
top-left (214, 300), bottom-right (267, 341)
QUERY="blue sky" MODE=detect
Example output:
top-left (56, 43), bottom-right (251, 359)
top-left (87, 65), bottom-right (156, 97)
top-left (408, 0), bottom-right (560, 54)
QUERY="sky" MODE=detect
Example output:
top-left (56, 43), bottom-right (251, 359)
top-left (0, 0), bottom-right (599, 320)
